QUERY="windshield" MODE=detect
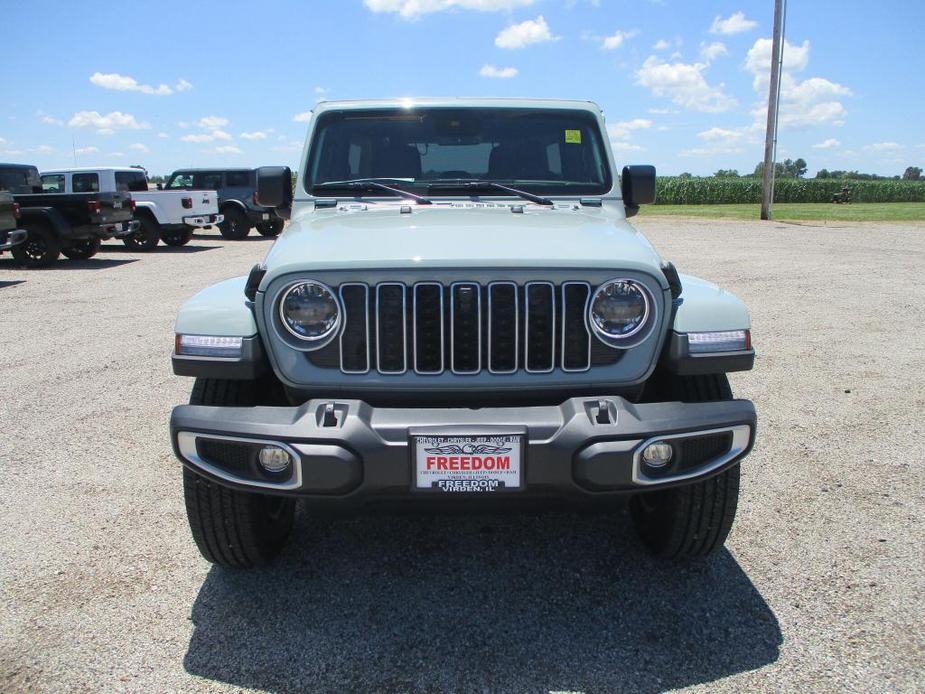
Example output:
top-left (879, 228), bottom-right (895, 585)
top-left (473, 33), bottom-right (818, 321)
top-left (305, 107), bottom-right (612, 197)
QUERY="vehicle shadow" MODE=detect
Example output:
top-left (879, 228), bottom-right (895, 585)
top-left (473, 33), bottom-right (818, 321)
top-left (184, 509), bottom-right (781, 692)
top-left (191, 232), bottom-right (273, 242)
top-left (99, 243), bottom-right (220, 254)
top-left (0, 280), bottom-right (26, 289)
top-left (0, 257), bottom-right (138, 270)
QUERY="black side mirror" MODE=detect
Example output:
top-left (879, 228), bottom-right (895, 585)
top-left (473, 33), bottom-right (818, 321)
top-left (157, 183), bottom-right (163, 190)
top-left (256, 166), bottom-right (293, 218)
top-left (621, 165), bottom-right (656, 217)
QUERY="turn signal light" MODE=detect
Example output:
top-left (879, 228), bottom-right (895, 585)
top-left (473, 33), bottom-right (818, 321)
top-left (12, 202), bottom-right (20, 219)
top-left (688, 330), bottom-right (751, 354)
top-left (175, 334), bottom-right (244, 358)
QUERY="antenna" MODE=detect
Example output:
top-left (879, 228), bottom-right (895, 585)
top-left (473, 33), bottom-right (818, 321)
top-left (72, 134), bottom-right (78, 165)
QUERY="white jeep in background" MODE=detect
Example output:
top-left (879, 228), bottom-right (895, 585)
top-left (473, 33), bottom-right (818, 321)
top-left (40, 167), bottom-right (223, 250)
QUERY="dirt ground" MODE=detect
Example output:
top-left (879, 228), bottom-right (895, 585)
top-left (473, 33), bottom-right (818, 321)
top-left (1, 218), bottom-right (922, 692)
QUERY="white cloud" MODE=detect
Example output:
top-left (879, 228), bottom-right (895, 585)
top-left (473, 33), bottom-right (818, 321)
top-left (745, 38), bottom-right (852, 128)
top-left (157, 132), bottom-right (169, 139)
top-left (293, 111), bottom-right (312, 122)
top-left (180, 130), bottom-right (231, 143)
top-left (207, 145), bottom-right (242, 155)
top-left (652, 39), bottom-right (671, 51)
top-left (607, 118), bottom-right (652, 141)
top-left (128, 143), bottom-right (150, 152)
top-left (647, 107), bottom-right (674, 115)
top-left (97, 128), bottom-right (115, 136)
top-left (710, 11), bottom-right (757, 35)
top-left (635, 56), bottom-right (736, 112)
top-left (679, 145), bottom-right (744, 157)
top-left (109, 152), bottom-right (125, 158)
top-left (90, 72), bottom-right (174, 95)
top-left (38, 111), bottom-right (64, 126)
top-left (865, 142), bottom-right (902, 151)
top-left (197, 115), bottom-right (229, 129)
top-left (34, 145), bottom-right (55, 154)
top-left (700, 41), bottom-right (727, 63)
top-left (363, 0), bottom-right (533, 19)
top-left (480, 64), bottom-right (518, 78)
top-left (698, 126), bottom-right (744, 142)
top-left (75, 146), bottom-right (99, 155)
top-left (600, 29), bottom-right (637, 50)
top-left (176, 78), bottom-right (193, 92)
top-left (240, 130), bottom-right (270, 140)
top-left (813, 138), bottom-right (840, 149)
top-left (68, 111), bottom-right (149, 130)
top-left (495, 16), bottom-right (557, 49)
top-left (610, 141), bottom-right (645, 152)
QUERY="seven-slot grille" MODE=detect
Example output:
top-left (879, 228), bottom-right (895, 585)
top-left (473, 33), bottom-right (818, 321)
top-left (328, 281), bottom-right (615, 375)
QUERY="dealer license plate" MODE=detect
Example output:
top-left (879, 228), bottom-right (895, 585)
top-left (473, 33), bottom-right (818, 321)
top-left (413, 434), bottom-right (523, 492)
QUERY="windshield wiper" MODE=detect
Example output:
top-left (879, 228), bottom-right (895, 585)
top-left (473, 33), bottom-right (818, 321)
top-left (314, 178), bottom-right (431, 204)
top-left (427, 179), bottom-right (553, 206)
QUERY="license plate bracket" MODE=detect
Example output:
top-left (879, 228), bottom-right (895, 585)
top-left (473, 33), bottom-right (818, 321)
top-left (411, 432), bottom-right (524, 493)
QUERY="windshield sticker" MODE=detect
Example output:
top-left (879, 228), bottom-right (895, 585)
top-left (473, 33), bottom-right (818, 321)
top-left (565, 129), bottom-right (582, 144)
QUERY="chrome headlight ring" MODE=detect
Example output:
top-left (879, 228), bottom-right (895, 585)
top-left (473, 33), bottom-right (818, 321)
top-left (588, 278), bottom-right (656, 348)
top-left (276, 280), bottom-right (342, 350)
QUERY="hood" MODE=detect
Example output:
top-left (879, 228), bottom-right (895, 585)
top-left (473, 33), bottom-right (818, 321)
top-left (262, 202), bottom-right (664, 281)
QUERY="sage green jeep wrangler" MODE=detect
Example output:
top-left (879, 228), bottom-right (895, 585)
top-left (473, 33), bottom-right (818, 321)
top-left (170, 98), bottom-right (756, 567)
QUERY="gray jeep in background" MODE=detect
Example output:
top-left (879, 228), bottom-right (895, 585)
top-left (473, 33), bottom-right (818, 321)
top-left (169, 98), bottom-right (757, 568)
top-left (165, 168), bottom-right (284, 240)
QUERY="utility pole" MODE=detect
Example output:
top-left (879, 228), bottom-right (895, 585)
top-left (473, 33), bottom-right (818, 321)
top-left (760, 0), bottom-right (786, 220)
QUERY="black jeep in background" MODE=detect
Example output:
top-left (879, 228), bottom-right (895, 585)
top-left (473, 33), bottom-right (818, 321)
top-left (0, 163), bottom-right (138, 267)
top-left (164, 168), bottom-right (283, 240)
top-left (0, 191), bottom-right (27, 255)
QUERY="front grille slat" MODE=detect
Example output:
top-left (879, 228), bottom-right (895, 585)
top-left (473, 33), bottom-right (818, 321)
top-left (324, 279), bottom-right (626, 375)
top-left (525, 282), bottom-right (555, 373)
top-left (376, 283), bottom-right (406, 374)
top-left (413, 283), bottom-right (444, 374)
top-left (451, 282), bottom-right (481, 374)
top-left (561, 282), bottom-right (591, 372)
top-left (488, 282), bottom-right (518, 373)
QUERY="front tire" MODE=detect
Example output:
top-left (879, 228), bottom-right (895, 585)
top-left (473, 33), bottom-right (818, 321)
top-left (218, 207), bottom-right (250, 240)
top-left (256, 218), bottom-right (284, 237)
top-left (11, 223), bottom-right (60, 268)
top-left (161, 228), bottom-right (193, 246)
top-left (630, 373), bottom-right (741, 558)
top-left (124, 215), bottom-right (160, 251)
top-left (61, 237), bottom-right (101, 260)
top-left (182, 378), bottom-right (295, 568)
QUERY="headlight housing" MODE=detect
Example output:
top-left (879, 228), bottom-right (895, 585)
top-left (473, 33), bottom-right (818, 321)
top-left (278, 281), bottom-right (341, 346)
top-left (588, 279), bottom-right (653, 347)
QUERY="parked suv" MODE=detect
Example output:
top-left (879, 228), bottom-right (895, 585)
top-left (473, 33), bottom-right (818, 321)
top-left (0, 162), bottom-right (138, 267)
top-left (41, 167), bottom-right (222, 250)
top-left (164, 168), bottom-right (283, 240)
top-left (169, 98), bottom-right (757, 568)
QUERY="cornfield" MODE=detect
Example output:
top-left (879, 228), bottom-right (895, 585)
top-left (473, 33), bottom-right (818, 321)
top-left (654, 177), bottom-right (925, 204)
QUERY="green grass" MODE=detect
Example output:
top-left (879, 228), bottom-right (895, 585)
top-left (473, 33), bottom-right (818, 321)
top-left (639, 202), bottom-right (925, 222)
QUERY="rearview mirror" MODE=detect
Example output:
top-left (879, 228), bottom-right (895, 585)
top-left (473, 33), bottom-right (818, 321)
top-left (621, 165), bottom-right (656, 217)
top-left (256, 166), bottom-right (293, 217)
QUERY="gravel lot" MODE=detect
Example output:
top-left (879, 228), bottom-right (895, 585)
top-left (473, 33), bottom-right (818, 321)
top-left (1, 219), bottom-right (923, 693)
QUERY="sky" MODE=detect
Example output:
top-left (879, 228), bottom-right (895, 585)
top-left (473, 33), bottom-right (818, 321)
top-left (2, 0), bottom-right (923, 177)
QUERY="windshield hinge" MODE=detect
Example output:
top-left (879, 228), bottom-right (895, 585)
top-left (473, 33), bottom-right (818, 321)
top-left (580, 198), bottom-right (603, 207)
top-left (314, 198), bottom-right (337, 209)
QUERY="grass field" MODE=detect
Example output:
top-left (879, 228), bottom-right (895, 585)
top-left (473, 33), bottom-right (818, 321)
top-left (641, 202), bottom-right (925, 222)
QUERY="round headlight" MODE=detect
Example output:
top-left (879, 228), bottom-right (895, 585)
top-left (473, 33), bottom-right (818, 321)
top-left (279, 281), bottom-right (341, 343)
top-left (589, 279), bottom-right (651, 344)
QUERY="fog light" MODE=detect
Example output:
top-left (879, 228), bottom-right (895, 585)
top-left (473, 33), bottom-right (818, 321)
top-left (642, 441), bottom-right (673, 468)
top-left (258, 446), bottom-right (292, 474)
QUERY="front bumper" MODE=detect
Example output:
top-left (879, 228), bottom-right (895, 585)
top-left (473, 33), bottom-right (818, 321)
top-left (170, 395), bottom-right (756, 505)
top-left (102, 220), bottom-right (140, 238)
top-left (0, 228), bottom-right (27, 251)
top-left (182, 213), bottom-right (224, 228)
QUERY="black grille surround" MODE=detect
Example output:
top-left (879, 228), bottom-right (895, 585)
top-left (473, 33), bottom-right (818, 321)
top-left (303, 280), bottom-right (629, 375)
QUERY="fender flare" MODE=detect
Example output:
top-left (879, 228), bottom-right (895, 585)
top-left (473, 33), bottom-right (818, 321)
top-left (672, 273), bottom-right (750, 333)
top-left (220, 199), bottom-right (248, 215)
top-left (17, 207), bottom-right (71, 238)
top-left (133, 201), bottom-right (165, 226)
